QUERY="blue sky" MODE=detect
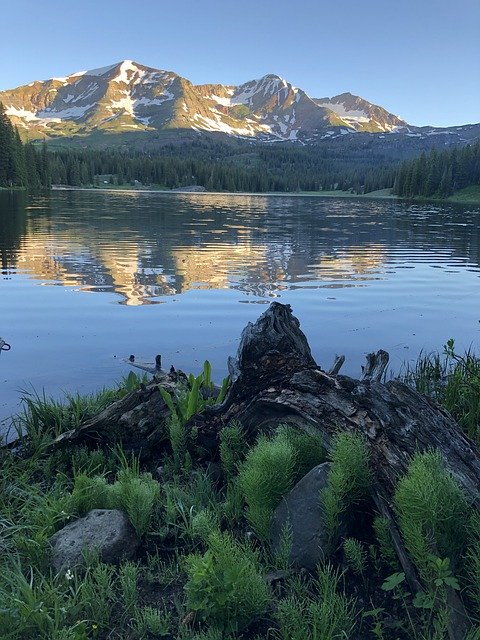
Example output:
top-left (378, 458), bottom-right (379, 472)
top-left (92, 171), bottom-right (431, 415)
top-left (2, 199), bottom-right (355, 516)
top-left (2, 0), bottom-right (479, 127)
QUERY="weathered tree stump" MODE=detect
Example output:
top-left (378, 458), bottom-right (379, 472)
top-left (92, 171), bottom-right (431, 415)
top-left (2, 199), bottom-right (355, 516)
top-left (48, 302), bottom-right (479, 639)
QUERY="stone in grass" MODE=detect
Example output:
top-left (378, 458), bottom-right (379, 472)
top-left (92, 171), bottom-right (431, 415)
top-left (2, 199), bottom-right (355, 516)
top-left (271, 462), bottom-right (331, 571)
top-left (49, 509), bottom-right (140, 574)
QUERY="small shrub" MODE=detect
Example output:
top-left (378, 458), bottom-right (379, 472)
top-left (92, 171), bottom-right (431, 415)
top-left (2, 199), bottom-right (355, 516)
top-left (320, 432), bottom-right (371, 549)
top-left (113, 470), bottom-right (160, 537)
top-left (184, 531), bottom-right (270, 633)
top-left (69, 474), bottom-right (110, 515)
top-left (394, 450), bottom-right (469, 583)
top-left (69, 463), bottom-right (160, 537)
top-left (191, 508), bottom-right (219, 543)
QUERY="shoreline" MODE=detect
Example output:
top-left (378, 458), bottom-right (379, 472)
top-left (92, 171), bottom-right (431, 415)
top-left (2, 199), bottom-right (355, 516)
top-left (50, 185), bottom-right (480, 205)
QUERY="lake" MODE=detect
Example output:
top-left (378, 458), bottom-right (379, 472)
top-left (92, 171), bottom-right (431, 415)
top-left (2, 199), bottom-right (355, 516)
top-left (1, 189), bottom-right (480, 436)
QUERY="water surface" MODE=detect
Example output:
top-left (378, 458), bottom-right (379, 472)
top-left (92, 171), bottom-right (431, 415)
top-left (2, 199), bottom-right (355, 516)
top-left (1, 190), bottom-right (480, 435)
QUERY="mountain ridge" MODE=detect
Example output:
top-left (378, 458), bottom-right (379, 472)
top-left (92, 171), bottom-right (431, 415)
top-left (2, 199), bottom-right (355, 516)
top-left (1, 60), bottom-right (478, 146)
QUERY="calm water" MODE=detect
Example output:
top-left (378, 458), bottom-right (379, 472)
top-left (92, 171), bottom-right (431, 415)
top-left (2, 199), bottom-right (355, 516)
top-left (1, 189), bottom-right (480, 435)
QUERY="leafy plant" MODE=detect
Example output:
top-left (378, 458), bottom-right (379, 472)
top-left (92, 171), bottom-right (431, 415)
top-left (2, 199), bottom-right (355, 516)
top-left (373, 515), bottom-right (399, 569)
top-left (184, 531), bottom-right (270, 633)
top-left (160, 360), bottom-right (230, 472)
top-left (69, 452), bottom-right (160, 537)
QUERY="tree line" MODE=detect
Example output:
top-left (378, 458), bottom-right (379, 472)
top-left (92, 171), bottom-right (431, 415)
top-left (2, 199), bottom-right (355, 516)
top-left (393, 140), bottom-right (480, 198)
top-left (0, 103), bottom-right (50, 189)
top-left (48, 140), bottom-right (397, 193)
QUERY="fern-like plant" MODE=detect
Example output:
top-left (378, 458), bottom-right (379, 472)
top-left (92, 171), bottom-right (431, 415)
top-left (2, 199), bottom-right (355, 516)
top-left (238, 432), bottom-right (295, 541)
top-left (320, 432), bottom-right (371, 550)
top-left (393, 449), bottom-right (469, 584)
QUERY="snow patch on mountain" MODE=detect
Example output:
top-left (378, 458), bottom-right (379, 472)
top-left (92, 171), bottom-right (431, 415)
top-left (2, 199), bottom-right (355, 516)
top-left (317, 101), bottom-right (370, 123)
top-left (37, 104), bottom-right (96, 120)
top-left (114, 60), bottom-right (142, 83)
top-left (5, 106), bottom-right (38, 122)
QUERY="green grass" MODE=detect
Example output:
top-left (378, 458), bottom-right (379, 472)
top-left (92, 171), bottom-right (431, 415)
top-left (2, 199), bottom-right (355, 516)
top-left (448, 185), bottom-right (480, 204)
top-left (1, 351), bottom-right (479, 639)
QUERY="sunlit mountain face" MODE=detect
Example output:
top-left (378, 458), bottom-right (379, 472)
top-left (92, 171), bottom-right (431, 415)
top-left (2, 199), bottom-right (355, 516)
top-left (2, 60), bottom-right (478, 147)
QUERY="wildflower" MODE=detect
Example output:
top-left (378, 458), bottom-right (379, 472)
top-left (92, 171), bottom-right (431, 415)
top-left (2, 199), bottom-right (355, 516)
top-left (65, 569), bottom-right (74, 581)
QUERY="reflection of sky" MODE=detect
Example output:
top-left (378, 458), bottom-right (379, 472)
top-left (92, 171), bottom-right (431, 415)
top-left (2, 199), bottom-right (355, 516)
top-left (1, 191), bottom-right (480, 433)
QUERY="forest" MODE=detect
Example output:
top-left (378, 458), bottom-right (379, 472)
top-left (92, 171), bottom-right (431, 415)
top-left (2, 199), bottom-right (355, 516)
top-left (0, 103), bottom-right (50, 189)
top-left (393, 141), bottom-right (480, 198)
top-left (1, 100), bottom-right (479, 197)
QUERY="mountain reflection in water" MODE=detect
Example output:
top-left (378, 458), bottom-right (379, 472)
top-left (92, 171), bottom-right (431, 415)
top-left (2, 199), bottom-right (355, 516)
top-left (1, 189), bottom-right (480, 433)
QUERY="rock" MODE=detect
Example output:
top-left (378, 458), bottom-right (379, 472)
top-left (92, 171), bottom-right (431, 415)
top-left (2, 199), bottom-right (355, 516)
top-left (49, 509), bottom-right (140, 574)
top-left (271, 463), bottom-right (331, 570)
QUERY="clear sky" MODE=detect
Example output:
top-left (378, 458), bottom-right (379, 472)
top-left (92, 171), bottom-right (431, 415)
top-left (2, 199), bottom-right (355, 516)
top-left (1, 0), bottom-right (479, 127)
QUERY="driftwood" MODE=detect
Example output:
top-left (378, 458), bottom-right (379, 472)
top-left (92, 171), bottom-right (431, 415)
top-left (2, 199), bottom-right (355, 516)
top-left (48, 302), bottom-right (479, 638)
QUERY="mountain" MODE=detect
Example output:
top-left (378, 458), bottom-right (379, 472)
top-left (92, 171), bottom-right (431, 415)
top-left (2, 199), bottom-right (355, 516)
top-left (0, 60), bottom-right (478, 146)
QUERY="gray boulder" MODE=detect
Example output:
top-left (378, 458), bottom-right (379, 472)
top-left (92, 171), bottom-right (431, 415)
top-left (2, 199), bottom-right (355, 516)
top-left (49, 509), bottom-right (140, 574)
top-left (271, 462), bottom-right (331, 570)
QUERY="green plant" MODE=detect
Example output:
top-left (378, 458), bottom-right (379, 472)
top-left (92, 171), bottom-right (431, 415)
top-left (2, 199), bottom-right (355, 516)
top-left (276, 424), bottom-right (326, 482)
top-left (0, 561), bottom-right (86, 639)
top-left (373, 515), bottom-right (399, 569)
top-left (381, 557), bottom-right (460, 640)
top-left (343, 538), bottom-right (367, 576)
top-left (14, 387), bottom-right (120, 450)
top-left (320, 432), bottom-right (371, 550)
top-left (394, 450), bottom-right (469, 583)
top-left (238, 431), bottom-right (295, 541)
top-left (191, 508), bottom-right (220, 544)
top-left (113, 470), bottom-right (160, 537)
top-left (69, 452), bottom-right (160, 537)
top-left (274, 564), bottom-right (356, 640)
top-left (81, 562), bottom-right (116, 629)
top-left (274, 522), bottom-right (293, 571)
top-left (160, 362), bottom-right (230, 472)
top-left (466, 511), bottom-right (480, 614)
top-left (219, 422), bottom-right (247, 481)
top-left (162, 470), bottom-right (222, 545)
top-left (403, 340), bottom-right (480, 445)
top-left (133, 605), bottom-right (172, 638)
top-left (119, 560), bottom-right (140, 614)
top-left (184, 531), bottom-right (270, 633)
